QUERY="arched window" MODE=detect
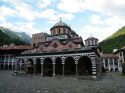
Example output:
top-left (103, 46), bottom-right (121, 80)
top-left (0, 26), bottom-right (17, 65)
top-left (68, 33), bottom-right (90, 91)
top-left (58, 28), bottom-right (60, 34)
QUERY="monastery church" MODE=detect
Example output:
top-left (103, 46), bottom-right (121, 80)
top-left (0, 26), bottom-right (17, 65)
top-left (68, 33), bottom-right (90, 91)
top-left (15, 19), bottom-right (101, 79)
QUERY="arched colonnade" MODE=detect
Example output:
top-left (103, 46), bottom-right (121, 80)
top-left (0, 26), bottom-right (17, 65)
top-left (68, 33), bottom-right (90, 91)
top-left (15, 54), bottom-right (97, 78)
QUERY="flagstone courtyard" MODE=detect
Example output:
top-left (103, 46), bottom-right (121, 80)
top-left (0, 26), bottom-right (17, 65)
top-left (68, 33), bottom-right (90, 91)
top-left (0, 71), bottom-right (125, 93)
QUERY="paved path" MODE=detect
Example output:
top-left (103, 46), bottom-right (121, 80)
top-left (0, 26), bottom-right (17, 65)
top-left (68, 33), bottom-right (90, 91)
top-left (0, 71), bottom-right (125, 93)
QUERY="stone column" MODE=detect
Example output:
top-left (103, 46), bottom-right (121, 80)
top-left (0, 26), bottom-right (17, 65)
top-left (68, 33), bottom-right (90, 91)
top-left (24, 58), bottom-right (27, 72)
top-left (14, 59), bottom-right (18, 71)
top-left (91, 57), bottom-right (97, 80)
top-left (8, 56), bottom-right (10, 70)
top-left (52, 57), bottom-right (55, 76)
top-left (75, 62), bottom-right (78, 77)
top-left (12, 62), bottom-right (13, 70)
top-left (122, 51), bottom-right (124, 63)
top-left (108, 59), bottom-right (110, 72)
top-left (20, 60), bottom-right (22, 71)
top-left (103, 59), bottom-right (106, 69)
top-left (33, 58), bottom-right (36, 75)
top-left (62, 57), bottom-right (65, 76)
top-left (62, 62), bottom-right (65, 76)
top-left (53, 62), bottom-right (55, 76)
top-left (3, 55), bottom-right (6, 70)
top-left (112, 59), bottom-right (115, 71)
top-left (0, 56), bottom-right (1, 70)
top-left (74, 56), bottom-right (79, 77)
top-left (40, 58), bottom-right (44, 76)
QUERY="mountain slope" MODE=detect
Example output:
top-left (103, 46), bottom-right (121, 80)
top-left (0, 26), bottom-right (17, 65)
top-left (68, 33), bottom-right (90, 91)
top-left (0, 27), bottom-right (31, 46)
top-left (99, 26), bottom-right (125, 53)
top-left (14, 32), bottom-right (32, 44)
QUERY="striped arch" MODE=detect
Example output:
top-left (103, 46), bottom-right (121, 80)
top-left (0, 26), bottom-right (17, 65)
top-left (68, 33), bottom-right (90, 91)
top-left (64, 56), bottom-right (76, 75)
top-left (78, 55), bottom-right (92, 75)
top-left (55, 57), bottom-right (63, 75)
top-left (43, 57), bottom-right (53, 76)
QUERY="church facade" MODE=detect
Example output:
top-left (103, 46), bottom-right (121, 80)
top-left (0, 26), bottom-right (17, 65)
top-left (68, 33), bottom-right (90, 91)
top-left (15, 20), bottom-right (101, 79)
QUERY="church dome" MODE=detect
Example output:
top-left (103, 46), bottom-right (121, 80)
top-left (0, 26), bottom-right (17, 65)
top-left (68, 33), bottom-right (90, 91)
top-left (86, 36), bottom-right (98, 40)
top-left (54, 20), bottom-right (69, 27)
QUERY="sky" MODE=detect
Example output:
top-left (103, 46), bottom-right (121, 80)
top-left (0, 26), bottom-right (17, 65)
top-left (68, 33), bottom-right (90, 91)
top-left (0, 0), bottom-right (125, 42)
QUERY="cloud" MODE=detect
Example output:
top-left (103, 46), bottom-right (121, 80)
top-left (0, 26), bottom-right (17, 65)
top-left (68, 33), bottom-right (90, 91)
top-left (38, 0), bottom-right (53, 9)
top-left (0, 5), bottom-right (17, 17)
top-left (1, 0), bottom-right (125, 42)
top-left (89, 15), bottom-right (103, 25)
top-left (14, 3), bottom-right (37, 21)
top-left (38, 9), bottom-right (74, 24)
top-left (57, 0), bottom-right (125, 16)
top-left (57, 0), bottom-right (85, 13)
top-left (80, 15), bottom-right (125, 41)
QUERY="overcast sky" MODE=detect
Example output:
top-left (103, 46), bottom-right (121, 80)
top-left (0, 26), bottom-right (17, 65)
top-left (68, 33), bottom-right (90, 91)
top-left (0, 0), bottom-right (125, 42)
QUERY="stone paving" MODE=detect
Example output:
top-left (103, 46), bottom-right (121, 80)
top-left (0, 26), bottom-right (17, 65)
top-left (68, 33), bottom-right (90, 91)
top-left (0, 71), bottom-right (125, 93)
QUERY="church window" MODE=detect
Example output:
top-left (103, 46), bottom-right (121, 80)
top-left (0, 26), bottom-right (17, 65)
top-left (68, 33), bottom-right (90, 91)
top-left (58, 28), bottom-right (60, 34)
top-left (64, 28), bottom-right (66, 34)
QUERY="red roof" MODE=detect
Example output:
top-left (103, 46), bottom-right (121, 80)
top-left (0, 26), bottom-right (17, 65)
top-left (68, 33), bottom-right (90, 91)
top-left (0, 45), bottom-right (32, 50)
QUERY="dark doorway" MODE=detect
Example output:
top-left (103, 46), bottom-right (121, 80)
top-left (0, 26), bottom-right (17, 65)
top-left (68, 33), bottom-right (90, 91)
top-left (9, 64), bottom-right (12, 70)
top-left (55, 57), bottom-right (63, 75)
top-left (64, 57), bottom-right (76, 75)
top-left (1, 63), bottom-right (3, 70)
top-left (26, 59), bottom-right (34, 74)
top-left (43, 58), bottom-right (53, 76)
top-left (36, 58), bottom-right (41, 74)
top-left (78, 56), bottom-right (92, 75)
top-left (5, 64), bottom-right (8, 70)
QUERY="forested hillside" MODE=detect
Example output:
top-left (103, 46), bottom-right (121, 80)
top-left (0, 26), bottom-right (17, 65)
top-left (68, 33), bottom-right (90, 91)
top-left (99, 26), bottom-right (125, 53)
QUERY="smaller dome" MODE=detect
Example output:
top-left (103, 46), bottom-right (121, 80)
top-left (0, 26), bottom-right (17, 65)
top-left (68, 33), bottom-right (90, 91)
top-left (54, 20), bottom-right (69, 27)
top-left (85, 36), bottom-right (98, 41)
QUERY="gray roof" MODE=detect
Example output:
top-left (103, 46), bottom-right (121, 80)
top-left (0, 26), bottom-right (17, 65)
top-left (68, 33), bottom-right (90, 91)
top-left (54, 20), bottom-right (69, 27)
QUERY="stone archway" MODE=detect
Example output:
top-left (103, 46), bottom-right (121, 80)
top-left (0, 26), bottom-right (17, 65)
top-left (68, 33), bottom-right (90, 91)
top-left (5, 64), bottom-right (8, 70)
top-left (26, 59), bottom-right (34, 74)
top-left (1, 63), bottom-right (4, 70)
top-left (35, 58), bottom-right (41, 74)
top-left (43, 58), bottom-right (53, 76)
top-left (9, 64), bottom-right (12, 70)
top-left (55, 57), bottom-right (63, 75)
top-left (64, 57), bottom-right (76, 75)
top-left (21, 59), bottom-right (25, 70)
top-left (78, 56), bottom-right (92, 75)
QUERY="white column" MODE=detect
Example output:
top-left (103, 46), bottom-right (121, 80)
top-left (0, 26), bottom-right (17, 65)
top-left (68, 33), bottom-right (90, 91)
top-left (112, 59), bottom-right (115, 71)
top-left (33, 58), bottom-right (36, 75)
top-left (20, 60), bottom-right (22, 71)
top-left (122, 52), bottom-right (124, 64)
top-left (75, 60), bottom-right (78, 77)
top-left (24, 58), bottom-right (27, 72)
top-left (12, 62), bottom-right (13, 70)
top-left (103, 59), bottom-right (106, 69)
top-left (91, 57), bottom-right (97, 80)
top-left (108, 59), bottom-right (110, 72)
top-left (53, 62), bottom-right (55, 76)
top-left (62, 57), bottom-right (65, 76)
top-left (62, 62), bottom-right (65, 76)
top-left (40, 58), bottom-right (44, 76)
top-left (41, 62), bottom-right (43, 76)
top-left (3, 55), bottom-right (5, 70)
top-left (12, 57), bottom-right (15, 70)
top-left (8, 56), bottom-right (10, 70)
top-left (14, 59), bottom-right (18, 71)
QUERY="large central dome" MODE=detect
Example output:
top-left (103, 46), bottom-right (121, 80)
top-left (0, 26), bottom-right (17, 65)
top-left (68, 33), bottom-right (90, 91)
top-left (54, 20), bottom-right (69, 27)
